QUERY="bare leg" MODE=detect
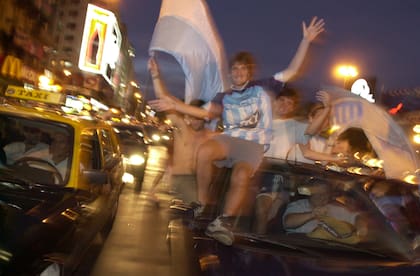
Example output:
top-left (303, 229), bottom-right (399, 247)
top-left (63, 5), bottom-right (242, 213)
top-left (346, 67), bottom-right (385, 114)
top-left (254, 195), bottom-right (273, 234)
top-left (149, 170), bottom-right (165, 195)
top-left (223, 162), bottom-right (254, 216)
top-left (148, 160), bottom-right (171, 200)
top-left (196, 139), bottom-right (227, 205)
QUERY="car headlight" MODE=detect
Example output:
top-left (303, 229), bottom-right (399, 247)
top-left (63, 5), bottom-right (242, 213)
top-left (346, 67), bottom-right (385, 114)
top-left (122, 172), bottom-right (135, 184)
top-left (161, 134), bottom-right (170, 141)
top-left (125, 154), bottom-right (145, 166)
top-left (152, 134), bottom-right (161, 141)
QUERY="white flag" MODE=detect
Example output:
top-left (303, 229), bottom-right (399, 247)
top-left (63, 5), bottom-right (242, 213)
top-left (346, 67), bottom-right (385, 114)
top-left (149, 0), bottom-right (229, 103)
top-left (324, 86), bottom-right (419, 181)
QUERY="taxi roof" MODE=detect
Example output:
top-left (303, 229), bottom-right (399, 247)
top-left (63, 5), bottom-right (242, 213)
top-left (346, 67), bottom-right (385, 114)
top-left (0, 101), bottom-right (105, 130)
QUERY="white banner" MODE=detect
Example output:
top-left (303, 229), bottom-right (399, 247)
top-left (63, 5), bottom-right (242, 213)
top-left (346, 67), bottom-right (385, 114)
top-left (149, 0), bottom-right (229, 102)
top-left (324, 86), bottom-right (419, 180)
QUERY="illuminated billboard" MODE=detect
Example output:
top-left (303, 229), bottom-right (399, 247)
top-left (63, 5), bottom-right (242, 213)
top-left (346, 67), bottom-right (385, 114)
top-left (79, 4), bottom-right (121, 86)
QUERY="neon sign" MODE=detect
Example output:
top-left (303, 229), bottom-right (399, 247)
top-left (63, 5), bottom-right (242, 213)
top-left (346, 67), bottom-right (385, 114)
top-left (79, 4), bottom-right (121, 86)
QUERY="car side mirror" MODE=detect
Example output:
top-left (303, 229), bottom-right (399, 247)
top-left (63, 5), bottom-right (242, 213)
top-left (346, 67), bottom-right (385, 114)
top-left (104, 156), bottom-right (122, 170)
top-left (82, 170), bottom-right (109, 185)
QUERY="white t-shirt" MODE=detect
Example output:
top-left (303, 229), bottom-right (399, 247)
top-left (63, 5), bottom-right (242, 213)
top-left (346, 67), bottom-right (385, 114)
top-left (3, 142), bottom-right (49, 165)
top-left (282, 199), bottom-right (358, 233)
top-left (265, 118), bottom-right (308, 159)
top-left (309, 135), bottom-right (327, 154)
top-left (287, 135), bottom-right (328, 164)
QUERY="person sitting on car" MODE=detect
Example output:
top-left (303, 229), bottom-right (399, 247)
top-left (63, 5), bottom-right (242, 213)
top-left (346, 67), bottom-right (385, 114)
top-left (282, 179), bottom-right (368, 244)
top-left (254, 87), bottom-right (307, 235)
top-left (3, 123), bottom-right (48, 165)
top-left (254, 127), bottom-right (375, 235)
top-left (298, 91), bottom-right (378, 169)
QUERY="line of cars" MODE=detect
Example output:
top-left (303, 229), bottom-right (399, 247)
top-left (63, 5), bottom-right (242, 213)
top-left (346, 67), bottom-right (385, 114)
top-left (0, 86), bottom-right (166, 275)
top-left (112, 120), bottom-right (173, 192)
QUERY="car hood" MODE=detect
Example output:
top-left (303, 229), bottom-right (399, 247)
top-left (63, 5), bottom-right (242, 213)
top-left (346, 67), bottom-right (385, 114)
top-left (0, 178), bottom-right (79, 271)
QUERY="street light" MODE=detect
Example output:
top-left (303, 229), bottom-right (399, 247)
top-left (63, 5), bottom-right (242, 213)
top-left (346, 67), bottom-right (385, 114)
top-left (334, 65), bottom-right (359, 88)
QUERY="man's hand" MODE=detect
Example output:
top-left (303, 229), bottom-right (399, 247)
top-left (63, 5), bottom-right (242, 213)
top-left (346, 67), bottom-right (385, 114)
top-left (303, 16), bottom-right (325, 42)
top-left (148, 97), bottom-right (176, 112)
top-left (316, 90), bottom-right (331, 107)
top-left (312, 206), bottom-right (328, 218)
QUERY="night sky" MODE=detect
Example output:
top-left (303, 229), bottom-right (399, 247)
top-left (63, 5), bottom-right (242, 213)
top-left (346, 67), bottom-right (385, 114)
top-left (119, 0), bottom-right (420, 105)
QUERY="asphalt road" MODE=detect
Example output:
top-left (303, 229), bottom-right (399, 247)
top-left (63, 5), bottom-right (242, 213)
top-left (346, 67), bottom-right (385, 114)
top-left (90, 146), bottom-right (175, 276)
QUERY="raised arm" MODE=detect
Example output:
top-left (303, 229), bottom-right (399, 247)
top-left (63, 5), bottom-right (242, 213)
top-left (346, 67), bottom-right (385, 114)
top-left (148, 57), bottom-right (222, 120)
top-left (148, 56), bottom-right (178, 101)
top-left (305, 91), bottom-right (331, 136)
top-left (149, 96), bottom-right (221, 121)
top-left (276, 17), bottom-right (325, 82)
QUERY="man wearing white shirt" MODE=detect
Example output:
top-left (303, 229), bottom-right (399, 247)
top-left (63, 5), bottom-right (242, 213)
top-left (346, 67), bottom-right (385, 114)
top-left (255, 87), bottom-right (308, 235)
top-left (265, 87), bottom-right (308, 159)
top-left (47, 132), bottom-right (71, 181)
top-left (3, 125), bottom-right (48, 165)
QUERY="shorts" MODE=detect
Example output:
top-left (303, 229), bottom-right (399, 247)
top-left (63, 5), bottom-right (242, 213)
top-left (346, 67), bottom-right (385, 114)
top-left (212, 134), bottom-right (264, 173)
top-left (171, 174), bottom-right (197, 204)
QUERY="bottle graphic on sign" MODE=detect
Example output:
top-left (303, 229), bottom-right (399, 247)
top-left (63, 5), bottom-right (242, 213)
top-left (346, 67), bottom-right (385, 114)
top-left (86, 21), bottom-right (105, 69)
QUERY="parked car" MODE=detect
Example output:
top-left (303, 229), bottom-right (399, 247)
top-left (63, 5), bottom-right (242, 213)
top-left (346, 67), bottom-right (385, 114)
top-left (112, 122), bottom-right (149, 192)
top-left (0, 87), bottom-right (124, 275)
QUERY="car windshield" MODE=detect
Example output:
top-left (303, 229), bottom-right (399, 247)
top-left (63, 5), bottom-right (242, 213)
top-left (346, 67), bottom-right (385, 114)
top-left (0, 114), bottom-right (73, 186)
top-left (223, 159), bottom-right (420, 259)
top-left (113, 125), bottom-right (146, 153)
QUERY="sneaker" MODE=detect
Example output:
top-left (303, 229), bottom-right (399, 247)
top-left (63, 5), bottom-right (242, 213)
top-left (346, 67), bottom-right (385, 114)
top-left (190, 201), bottom-right (205, 218)
top-left (205, 216), bottom-right (235, 246)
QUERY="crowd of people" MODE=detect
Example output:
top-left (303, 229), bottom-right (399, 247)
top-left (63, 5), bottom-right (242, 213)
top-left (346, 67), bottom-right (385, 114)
top-left (145, 15), bottom-right (418, 249)
top-left (148, 16), bottom-right (327, 245)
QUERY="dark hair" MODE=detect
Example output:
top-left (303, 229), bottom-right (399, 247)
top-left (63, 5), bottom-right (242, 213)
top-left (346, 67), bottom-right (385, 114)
top-left (337, 127), bottom-right (374, 155)
top-left (275, 86), bottom-right (301, 105)
top-left (229, 51), bottom-right (257, 79)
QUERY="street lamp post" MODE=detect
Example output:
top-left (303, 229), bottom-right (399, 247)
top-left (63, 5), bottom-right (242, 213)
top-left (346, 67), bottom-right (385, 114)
top-left (335, 65), bottom-right (359, 89)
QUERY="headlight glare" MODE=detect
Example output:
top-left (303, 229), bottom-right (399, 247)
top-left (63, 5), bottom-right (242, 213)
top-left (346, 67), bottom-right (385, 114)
top-left (127, 154), bottom-right (145, 165)
top-left (122, 172), bottom-right (134, 184)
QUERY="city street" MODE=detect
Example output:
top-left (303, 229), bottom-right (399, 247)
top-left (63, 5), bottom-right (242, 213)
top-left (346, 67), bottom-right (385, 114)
top-left (89, 146), bottom-right (175, 276)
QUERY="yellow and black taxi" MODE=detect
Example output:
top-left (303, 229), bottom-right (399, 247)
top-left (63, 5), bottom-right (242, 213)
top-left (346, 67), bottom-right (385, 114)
top-left (0, 85), bottom-right (124, 275)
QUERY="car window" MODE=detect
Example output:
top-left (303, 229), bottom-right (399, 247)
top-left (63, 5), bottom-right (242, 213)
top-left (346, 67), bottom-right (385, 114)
top-left (98, 129), bottom-right (117, 167)
top-left (0, 114), bottom-right (73, 186)
top-left (80, 130), bottom-right (102, 171)
top-left (248, 160), bottom-right (420, 256)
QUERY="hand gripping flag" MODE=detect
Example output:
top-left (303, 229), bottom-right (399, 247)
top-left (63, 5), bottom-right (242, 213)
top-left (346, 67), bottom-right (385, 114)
top-left (149, 0), bottom-right (229, 103)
